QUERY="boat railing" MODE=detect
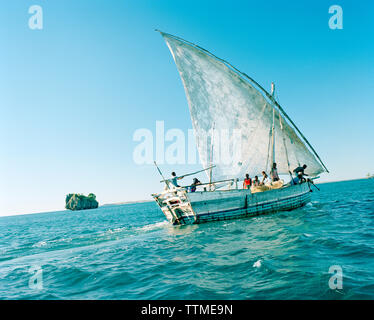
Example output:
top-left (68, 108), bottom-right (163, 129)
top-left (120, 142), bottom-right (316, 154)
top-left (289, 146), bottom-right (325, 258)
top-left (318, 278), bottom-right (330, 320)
top-left (181, 178), bottom-right (239, 192)
top-left (153, 178), bottom-right (239, 200)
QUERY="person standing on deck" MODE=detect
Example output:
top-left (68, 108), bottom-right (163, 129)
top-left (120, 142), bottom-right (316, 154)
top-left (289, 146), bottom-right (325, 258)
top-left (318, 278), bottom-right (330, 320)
top-left (253, 176), bottom-right (260, 186)
top-left (170, 172), bottom-right (185, 187)
top-left (260, 171), bottom-right (268, 185)
top-left (270, 163), bottom-right (280, 182)
top-left (243, 174), bottom-right (252, 189)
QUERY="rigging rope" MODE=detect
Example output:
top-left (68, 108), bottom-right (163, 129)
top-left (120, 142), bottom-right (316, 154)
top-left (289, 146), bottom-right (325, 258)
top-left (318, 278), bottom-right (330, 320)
top-left (279, 111), bottom-right (291, 172)
top-left (265, 126), bottom-right (272, 173)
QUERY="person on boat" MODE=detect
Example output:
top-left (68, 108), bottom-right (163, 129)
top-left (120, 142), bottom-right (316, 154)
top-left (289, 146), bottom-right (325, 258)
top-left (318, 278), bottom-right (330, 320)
top-left (243, 174), bottom-right (252, 189)
top-left (190, 178), bottom-right (201, 192)
top-left (290, 175), bottom-right (300, 185)
top-left (260, 171), bottom-right (268, 185)
top-left (253, 176), bottom-right (260, 186)
top-left (270, 163), bottom-right (280, 182)
top-left (170, 172), bottom-right (185, 187)
top-left (293, 164), bottom-right (308, 183)
top-left (293, 164), bottom-right (308, 177)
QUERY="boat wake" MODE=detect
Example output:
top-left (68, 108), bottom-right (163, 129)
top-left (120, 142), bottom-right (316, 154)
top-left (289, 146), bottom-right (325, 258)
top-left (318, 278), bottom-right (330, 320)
top-left (139, 221), bottom-right (168, 232)
top-left (2, 219), bottom-right (169, 266)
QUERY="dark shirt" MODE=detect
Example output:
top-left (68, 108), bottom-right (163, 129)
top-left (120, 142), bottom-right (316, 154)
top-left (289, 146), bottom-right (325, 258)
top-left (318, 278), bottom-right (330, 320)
top-left (190, 180), bottom-right (201, 192)
top-left (293, 166), bottom-right (305, 176)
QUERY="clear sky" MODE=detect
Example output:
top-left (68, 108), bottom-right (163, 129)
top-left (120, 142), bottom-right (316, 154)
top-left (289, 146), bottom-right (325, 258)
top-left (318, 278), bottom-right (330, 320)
top-left (1, 0), bottom-right (373, 216)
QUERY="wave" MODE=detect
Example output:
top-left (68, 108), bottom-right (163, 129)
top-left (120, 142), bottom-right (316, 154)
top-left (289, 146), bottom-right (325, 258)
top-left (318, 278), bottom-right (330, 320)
top-left (253, 259), bottom-right (262, 268)
top-left (138, 221), bottom-right (168, 232)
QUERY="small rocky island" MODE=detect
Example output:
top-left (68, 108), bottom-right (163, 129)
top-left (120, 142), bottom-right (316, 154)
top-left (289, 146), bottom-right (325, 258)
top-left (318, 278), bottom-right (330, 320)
top-left (65, 193), bottom-right (99, 211)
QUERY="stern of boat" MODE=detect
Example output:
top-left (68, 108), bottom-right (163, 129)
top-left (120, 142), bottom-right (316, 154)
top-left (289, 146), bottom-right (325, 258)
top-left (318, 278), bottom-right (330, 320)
top-left (152, 188), bottom-right (197, 225)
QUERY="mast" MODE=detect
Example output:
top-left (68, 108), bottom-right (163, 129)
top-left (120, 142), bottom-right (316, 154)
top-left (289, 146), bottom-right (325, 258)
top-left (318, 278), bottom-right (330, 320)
top-left (270, 82), bottom-right (276, 166)
top-left (209, 123), bottom-right (215, 191)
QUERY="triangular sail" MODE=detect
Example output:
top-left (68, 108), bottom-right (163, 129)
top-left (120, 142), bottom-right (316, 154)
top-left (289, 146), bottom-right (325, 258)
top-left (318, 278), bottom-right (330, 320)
top-left (160, 31), bottom-right (327, 180)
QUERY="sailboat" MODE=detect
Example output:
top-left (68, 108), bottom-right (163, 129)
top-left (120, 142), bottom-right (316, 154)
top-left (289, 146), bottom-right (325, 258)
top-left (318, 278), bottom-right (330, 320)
top-left (152, 31), bottom-right (328, 226)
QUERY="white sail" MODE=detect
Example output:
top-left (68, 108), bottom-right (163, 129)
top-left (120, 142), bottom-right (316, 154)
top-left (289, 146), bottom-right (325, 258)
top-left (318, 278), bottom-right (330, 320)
top-left (160, 32), bottom-right (327, 180)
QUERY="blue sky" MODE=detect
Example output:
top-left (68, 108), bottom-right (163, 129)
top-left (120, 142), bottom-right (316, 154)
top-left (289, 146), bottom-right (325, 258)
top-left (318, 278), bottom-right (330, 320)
top-left (1, 0), bottom-right (373, 216)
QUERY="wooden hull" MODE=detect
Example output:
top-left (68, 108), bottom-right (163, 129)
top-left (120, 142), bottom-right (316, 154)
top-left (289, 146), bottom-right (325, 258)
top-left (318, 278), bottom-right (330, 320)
top-left (152, 183), bottom-right (312, 226)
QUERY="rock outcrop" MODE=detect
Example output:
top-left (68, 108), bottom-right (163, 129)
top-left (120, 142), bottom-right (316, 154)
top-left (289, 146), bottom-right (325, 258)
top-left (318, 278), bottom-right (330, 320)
top-left (65, 193), bottom-right (99, 211)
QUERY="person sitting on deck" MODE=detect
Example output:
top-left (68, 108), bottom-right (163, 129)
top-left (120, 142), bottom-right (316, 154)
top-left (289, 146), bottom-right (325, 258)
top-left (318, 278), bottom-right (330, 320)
top-left (190, 178), bottom-right (201, 192)
top-left (270, 163), bottom-right (280, 182)
top-left (260, 171), bottom-right (268, 185)
top-left (293, 164), bottom-right (308, 183)
top-left (253, 176), bottom-right (260, 186)
top-left (243, 174), bottom-right (252, 189)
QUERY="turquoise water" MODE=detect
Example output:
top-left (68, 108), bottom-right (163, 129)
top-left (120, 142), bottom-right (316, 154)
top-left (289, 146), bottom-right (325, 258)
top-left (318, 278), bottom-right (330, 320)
top-left (0, 179), bottom-right (373, 299)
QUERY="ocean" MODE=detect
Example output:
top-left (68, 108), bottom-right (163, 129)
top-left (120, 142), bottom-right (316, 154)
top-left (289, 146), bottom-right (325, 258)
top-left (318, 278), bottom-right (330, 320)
top-left (0, 179), bottom-right (373, 300)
